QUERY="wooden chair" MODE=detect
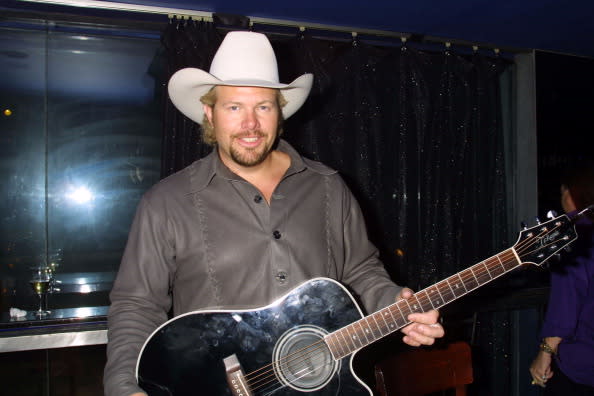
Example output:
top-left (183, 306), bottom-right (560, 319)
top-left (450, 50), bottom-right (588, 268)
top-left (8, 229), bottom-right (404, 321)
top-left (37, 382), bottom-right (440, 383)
top-left (374, 341), bottom-right (473, 396)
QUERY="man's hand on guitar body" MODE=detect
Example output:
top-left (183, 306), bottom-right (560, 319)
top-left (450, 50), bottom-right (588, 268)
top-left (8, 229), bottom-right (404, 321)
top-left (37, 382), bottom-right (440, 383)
top-left (397, 287), bottom-right (445, 347)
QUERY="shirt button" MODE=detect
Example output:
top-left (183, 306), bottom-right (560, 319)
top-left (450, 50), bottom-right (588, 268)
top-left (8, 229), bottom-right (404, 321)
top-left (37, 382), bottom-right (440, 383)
top-left (276, 271), bottom-right (288, 284)
top-left (273, 230), bottom-right (281, 239)
top-left (254, 195), bottom-right (263, 203)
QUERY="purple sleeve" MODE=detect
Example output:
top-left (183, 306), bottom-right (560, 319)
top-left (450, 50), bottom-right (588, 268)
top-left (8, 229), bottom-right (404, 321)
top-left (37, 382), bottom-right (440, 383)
top-left (539, 261), bottom-right (583, 338)
top-left (540, 220), bottom-right (594, 339)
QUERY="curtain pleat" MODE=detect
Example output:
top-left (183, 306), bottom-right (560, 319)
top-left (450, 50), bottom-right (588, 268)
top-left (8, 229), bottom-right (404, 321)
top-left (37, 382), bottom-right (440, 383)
top-left (160, 19), bottom-right (222, 176)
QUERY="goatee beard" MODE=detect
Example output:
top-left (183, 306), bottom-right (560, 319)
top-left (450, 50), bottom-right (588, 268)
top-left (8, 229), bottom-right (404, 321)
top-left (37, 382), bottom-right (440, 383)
top-left (229, 132), bottom-right (272, 167)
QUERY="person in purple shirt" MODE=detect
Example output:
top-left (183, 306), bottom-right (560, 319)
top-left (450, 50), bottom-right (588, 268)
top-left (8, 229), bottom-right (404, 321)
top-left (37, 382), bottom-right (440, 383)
top-left (529, 163), bottom-right (594, 395)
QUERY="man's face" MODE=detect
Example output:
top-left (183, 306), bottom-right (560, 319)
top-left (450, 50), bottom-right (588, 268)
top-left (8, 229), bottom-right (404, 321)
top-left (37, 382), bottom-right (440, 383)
top-left (204, 86), bottom-right (281, 169)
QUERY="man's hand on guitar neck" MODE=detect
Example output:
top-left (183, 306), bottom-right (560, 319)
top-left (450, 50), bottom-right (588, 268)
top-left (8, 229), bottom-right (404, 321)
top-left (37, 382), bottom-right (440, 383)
top-left (397, 287), bottom-right (445, 347)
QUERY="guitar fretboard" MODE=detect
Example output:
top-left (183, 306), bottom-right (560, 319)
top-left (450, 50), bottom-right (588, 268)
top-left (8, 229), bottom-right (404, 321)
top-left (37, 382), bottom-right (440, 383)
top-left (324, 247), bottom-right (520, 359)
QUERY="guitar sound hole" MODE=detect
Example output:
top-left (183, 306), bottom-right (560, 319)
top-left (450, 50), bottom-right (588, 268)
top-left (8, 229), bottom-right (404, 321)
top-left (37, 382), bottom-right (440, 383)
top-left (272, 325), bottom-right (339, 392)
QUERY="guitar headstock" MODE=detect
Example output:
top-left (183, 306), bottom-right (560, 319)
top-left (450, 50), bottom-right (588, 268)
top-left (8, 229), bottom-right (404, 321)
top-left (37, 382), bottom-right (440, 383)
top-left (513, 213), bottom-right (577, 266)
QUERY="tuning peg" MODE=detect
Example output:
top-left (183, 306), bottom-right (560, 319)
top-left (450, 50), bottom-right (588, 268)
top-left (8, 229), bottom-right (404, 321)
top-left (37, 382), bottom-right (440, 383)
top-left (535, 217), bottom-right (541, 225)
top-left (547, 210), bottom-right (558, 219)
top-left (521, 221), bottom-right (528, 230)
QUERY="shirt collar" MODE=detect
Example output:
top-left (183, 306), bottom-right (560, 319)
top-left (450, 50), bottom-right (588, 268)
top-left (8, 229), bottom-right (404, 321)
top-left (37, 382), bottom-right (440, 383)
top-left (187, 139), bottom-right (308, 193)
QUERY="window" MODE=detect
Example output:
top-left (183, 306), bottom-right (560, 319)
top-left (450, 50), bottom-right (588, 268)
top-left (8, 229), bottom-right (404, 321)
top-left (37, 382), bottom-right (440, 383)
top-left (0, 18), bottom-right (163, 313)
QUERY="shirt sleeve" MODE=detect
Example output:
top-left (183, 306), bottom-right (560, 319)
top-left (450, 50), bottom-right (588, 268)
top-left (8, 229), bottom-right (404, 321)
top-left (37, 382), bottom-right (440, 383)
top-left (540, 263), bottom-right (582, 339)
top-left (104, 195), bottom-right (175, 396)
top-left (539, 224), bottom-right (592, 340)
top-left (336, 179), bottom-right (403, 314)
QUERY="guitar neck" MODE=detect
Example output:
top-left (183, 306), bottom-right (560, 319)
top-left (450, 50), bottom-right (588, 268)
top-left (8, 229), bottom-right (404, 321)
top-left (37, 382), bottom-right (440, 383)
top-left (325, 247), bottom-right (521, 359)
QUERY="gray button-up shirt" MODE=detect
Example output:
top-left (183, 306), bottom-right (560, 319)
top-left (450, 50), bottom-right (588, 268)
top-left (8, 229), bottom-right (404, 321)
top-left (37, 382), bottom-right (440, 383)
top-left (104, 140), bottom-right (402, 396)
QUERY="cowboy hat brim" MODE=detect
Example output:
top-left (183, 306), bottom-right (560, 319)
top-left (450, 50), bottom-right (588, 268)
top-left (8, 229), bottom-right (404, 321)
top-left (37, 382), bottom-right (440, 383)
top-left (168, 68), bottom-right (313, 125)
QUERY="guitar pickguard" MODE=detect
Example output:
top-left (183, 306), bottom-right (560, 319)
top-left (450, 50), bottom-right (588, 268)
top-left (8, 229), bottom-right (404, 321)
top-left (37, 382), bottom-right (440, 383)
top-left (137, 278), bottom-right (371, 395)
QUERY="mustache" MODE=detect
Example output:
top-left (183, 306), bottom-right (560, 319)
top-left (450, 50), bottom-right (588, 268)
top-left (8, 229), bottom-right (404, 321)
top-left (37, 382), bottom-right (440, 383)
top-left (232, 131), bottom-right (266, 139)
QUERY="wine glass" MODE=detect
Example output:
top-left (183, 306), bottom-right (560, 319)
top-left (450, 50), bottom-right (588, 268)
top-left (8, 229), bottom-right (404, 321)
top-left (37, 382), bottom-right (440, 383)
top-left (30, 267), bottom-right (52, 317)
top-left (47, 249), bottom-right (62, 292)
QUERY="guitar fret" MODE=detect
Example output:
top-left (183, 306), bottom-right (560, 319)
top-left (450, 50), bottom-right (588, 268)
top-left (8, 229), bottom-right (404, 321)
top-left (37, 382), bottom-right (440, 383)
top-left (394, 305), bottom-right (408, 327)
top-left (476, 262), bottom-right (492, 284)
top-left (326, 331), bottom-right (349, 360)
top-left (356, 320), bottom-right (372, 344)
top-left (335, 332), bottom-right (348, 358)
top-left (396, 300), bottom-right (412, 324)
top-left (424, 289), bottom-right (438, 309)
top-left (495, 254), bottom-right (507, 271)
top-left (443, 279), bottom-right (456, 298)
top-left (348, 325), bottom-right (364, 349)
top-left (329, 303), bottom-right (415, 359)
top-left (430, 286), bottom-right (445, 308)
top-left (444, 279), bottom-right (456, 296)
top-left (502, 248), bottom-right (520, 271)
top-left (372, 312), bottom-right (388, 337)
top-left (492, 256), bottom-right (505, 277)
top-left (389, 306), bottom-right (405, 328)
top-left (485, 257), bottom-right (504, 278)
top-left (365, 316), bottom-right (383, 340)
top-left (324, 333), bottom-right (341, 359)
top-left (382, 308), bottom-right (398, 332)
top-left (338, 327), bottom-right (356, 353)
top-left (467, 267), bottom-right (480, 290)
top-left (409, 294), bottom-right (423, 313)
top-left (420, 290), bottom-right (436, 310)
top-left (377, 310), bottom-right (390, 335)
top-left (455, 273), bottom-right (469, 294)
top-left (393, 301), bottom-right (407, 325)
top-left (346, 326), bottom-right (361, 350)
top-left (437, 280), bottom-right (455, 303)
top-left (484, 258), bottom-right (496, 278)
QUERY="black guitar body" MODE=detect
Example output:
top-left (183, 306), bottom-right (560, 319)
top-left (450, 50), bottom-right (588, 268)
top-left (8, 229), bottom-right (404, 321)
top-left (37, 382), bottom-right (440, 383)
top-left (137, 278), bottom-right (372, 395)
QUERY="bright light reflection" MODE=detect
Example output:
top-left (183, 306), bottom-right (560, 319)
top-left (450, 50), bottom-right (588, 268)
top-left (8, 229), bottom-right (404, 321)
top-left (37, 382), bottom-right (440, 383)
top-left (78, 284), bottom-right (93, 294)
top-left (67, 186), bottom-right (94, 204)
top-left (73, 307), bottom-right (94, 317)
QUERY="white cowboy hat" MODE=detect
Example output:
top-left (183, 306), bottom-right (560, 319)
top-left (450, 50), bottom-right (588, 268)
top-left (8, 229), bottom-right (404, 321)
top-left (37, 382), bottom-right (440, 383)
top-left (168, 31), bottom-right (314, 125)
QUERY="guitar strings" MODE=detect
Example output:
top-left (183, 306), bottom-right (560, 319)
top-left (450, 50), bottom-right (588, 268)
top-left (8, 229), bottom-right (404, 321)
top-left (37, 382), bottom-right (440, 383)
top-left (243, 337), bottom-right (334, 394)
top-left (240, 219), bottom-right (568, 394)
top-left (246, 307), bottom-right (406, 393)
top-left (260, 348), bottom-right (337, 395)
top-left (514, 220), bottom-right (566, 261)
top-left (423, 218), bottom-right (567, 308)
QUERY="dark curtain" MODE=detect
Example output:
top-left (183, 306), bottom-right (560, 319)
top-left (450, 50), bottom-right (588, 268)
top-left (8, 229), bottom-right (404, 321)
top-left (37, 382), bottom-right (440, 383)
top-left (160, 19), bottom-right (221, 174)
top-left (160, 20), bottom-right (514, 394)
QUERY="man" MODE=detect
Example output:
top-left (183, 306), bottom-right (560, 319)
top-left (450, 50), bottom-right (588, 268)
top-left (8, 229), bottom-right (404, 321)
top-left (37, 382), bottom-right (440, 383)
top-left (104, 31), bottom-right (444, 396)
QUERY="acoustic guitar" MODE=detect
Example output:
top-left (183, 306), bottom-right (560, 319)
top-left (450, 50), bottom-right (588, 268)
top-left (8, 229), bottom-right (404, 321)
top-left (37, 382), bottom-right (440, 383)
top-left (136, 209), bottom-right (588, 395)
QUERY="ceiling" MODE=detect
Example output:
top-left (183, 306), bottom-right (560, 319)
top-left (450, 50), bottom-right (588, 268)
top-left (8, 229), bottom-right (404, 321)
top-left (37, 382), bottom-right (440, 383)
top-left (5, 0), bottom-right (594, 58)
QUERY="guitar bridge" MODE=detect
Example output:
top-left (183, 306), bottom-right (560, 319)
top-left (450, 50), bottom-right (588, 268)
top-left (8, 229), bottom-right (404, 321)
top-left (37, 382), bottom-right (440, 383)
top-left (223, 354), bottom-right (253, 396)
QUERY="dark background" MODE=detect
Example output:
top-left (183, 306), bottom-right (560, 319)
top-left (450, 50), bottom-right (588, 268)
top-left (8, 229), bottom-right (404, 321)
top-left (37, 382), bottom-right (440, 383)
top-left (536, 51), bottom-right (594, 216)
